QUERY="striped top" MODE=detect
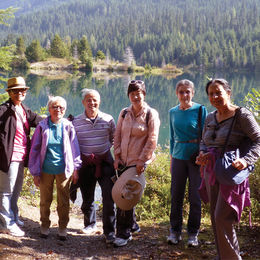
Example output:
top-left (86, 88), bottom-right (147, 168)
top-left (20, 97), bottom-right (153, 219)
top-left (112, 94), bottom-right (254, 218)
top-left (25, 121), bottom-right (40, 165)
top-left (200, 107), bottom-right (260, 165)
top-left (72, 111), bottom-right (115, 156)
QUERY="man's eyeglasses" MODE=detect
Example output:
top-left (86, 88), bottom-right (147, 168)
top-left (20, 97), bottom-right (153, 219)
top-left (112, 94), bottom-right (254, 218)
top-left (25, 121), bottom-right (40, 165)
top-left (211, 124), bottom-right (220, 140)
top-left (11, 89), bottom-right (27, 94)
top-left (52, 106), bottom-right (65, 111)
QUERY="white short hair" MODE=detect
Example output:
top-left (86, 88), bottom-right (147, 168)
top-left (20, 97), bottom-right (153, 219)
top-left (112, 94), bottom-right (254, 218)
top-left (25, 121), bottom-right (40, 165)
top-left (176, 79), bottom-right (195, 92)
top-left (81, 88), bottom-right (100, 101)
top-left (47, 96), bottom-right (67, 110)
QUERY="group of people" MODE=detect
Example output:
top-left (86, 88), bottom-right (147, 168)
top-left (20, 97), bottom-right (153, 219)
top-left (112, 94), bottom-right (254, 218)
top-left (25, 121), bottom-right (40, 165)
top-left (0, 77), bottom-right (160, 248)
top-left (0, 76), bottom-right (259, 258)
top-left (167, 78), bottom-right (260, 260)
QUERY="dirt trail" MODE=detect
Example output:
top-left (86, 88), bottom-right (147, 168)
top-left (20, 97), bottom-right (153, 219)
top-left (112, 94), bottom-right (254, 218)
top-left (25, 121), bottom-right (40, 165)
top-left (0, 198), bottom-right (259, 259)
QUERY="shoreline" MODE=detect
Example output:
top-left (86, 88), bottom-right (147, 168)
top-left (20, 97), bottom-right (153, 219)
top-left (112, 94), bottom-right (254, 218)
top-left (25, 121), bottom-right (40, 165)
top-left (28, 58), bottom-right (184, 79)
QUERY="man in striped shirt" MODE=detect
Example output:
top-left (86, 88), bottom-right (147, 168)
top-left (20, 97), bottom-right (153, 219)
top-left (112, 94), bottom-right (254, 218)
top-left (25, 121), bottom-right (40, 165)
top-left (72, 89), bottom-right (116, 244)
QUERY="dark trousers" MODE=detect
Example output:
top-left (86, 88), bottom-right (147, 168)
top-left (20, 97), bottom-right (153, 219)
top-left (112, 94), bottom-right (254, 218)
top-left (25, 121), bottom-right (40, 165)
top-left (79, 152), bottom-right (116, 236)
top-left (116, 207), bottom-right (139, 239)
top-left (115, 167), bottom-right (139, 239)
top-left (170, 158), bottom-right (202, 235)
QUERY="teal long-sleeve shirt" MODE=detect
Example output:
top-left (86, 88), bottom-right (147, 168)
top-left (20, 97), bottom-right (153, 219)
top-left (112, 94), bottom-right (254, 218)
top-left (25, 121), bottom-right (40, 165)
top-left (169, 102), bottom-right (207, 160)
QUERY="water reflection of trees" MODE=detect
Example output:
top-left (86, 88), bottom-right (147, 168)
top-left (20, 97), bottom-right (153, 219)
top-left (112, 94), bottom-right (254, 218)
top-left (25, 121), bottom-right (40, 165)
top-left (18, 71), bottom-right (260, 146)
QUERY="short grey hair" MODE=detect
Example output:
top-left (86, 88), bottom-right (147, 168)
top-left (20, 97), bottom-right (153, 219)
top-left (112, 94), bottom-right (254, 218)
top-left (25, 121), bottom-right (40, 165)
top-left (47, 96), bottom-right (67, 110)
top-left (81, 88), bottom-right (100, 101)
top-left (176, 79), bottom-right (195, 92)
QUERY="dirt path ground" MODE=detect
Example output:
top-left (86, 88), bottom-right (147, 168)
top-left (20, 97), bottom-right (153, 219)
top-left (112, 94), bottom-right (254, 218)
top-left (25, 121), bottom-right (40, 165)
top-left (0, 198), bottom-right (259, 260)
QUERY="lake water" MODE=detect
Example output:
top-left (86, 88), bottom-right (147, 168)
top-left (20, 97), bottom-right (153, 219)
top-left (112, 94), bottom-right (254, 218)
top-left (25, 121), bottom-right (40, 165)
top-left (1, 70), bottom-right (259, 147)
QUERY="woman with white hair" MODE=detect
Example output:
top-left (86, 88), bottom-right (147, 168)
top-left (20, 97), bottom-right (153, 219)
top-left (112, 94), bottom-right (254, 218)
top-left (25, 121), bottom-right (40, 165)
top-left (29, 96), bottom-right (81, 240)
top-left (167, 79), bottom-right (207, 247)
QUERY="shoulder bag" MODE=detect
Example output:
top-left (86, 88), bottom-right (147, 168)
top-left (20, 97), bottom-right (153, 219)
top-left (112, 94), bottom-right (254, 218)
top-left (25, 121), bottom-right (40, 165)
top-left (214, 108), bottom-right (254, 185)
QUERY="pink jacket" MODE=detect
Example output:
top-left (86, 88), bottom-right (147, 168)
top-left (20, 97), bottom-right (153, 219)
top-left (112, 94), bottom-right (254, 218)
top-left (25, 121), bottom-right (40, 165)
top-left (114, 103), bottom-right (160, 166)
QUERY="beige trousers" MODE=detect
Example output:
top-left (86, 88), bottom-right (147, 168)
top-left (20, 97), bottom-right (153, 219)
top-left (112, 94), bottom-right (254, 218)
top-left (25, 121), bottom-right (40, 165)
top-left (39, 172), bottom-right (71, 229)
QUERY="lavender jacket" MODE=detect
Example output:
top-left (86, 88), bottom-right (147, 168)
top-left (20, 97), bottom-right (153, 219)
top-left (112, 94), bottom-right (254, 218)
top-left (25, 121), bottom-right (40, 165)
top-left (29, 117), bottom-right (82, 178)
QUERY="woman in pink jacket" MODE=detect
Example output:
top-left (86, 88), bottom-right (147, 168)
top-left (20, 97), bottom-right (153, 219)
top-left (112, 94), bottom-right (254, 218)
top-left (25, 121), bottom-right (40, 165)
top-left (113, 80), bottom-right (160, 247)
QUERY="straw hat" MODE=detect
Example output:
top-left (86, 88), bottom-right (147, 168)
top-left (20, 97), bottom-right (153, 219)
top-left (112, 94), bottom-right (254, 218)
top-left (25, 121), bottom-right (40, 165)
top-left (6, 77), bottom-right (29, 92)
top-left (112, 167), bottom-right (146, 211)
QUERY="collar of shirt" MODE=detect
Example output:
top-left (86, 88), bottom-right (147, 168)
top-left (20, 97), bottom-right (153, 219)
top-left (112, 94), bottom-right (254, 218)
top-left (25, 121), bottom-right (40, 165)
top-left (48, 117), bottom-right (63, 128)
top-left (83, 110), bottom-right (100, 122)
top-left (129, 102), bottom-right (148, 117)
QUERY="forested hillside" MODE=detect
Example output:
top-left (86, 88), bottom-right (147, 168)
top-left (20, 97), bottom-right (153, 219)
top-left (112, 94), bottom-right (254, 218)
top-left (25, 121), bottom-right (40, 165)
top-left (1, 0), bottom-right (260, 69)
top-left (0, 0), bottom-right (72, 14)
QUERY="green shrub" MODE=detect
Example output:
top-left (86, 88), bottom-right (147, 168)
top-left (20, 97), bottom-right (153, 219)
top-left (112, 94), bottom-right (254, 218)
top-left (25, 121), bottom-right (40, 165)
top-left (136, 146), bottom-right (171, 221)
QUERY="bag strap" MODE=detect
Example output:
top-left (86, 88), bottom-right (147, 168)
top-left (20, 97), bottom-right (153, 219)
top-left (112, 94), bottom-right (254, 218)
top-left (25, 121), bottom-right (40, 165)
top-left (220, 108), bottom-right (240, 156)
top-left (122, 107), bottom-right (151, 127)
top-left (197, 105), bottom-right (203, 144)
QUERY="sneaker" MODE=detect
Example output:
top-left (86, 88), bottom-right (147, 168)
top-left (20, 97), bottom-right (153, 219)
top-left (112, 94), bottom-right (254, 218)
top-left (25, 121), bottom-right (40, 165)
top-left (16, 219), bottom-right (24, 227)
top-left (40, 226), bottom-right (49, 238)
top-left (105, 232), bottom-right (115, 244)
top-left (58, 228), bottom-right (67, 241)
top-left (131, 226), bottom-right (141, 234)
top-left (167, 232), bottom-right (182, 245)
top-left (79, 225), bottom-right (97, 235)
top-left (8, 224), bottom-right (25, 237)
top-left (187, 235), bottom-right (199, 247)
top-left (113, 235), bottom-right (132, 247)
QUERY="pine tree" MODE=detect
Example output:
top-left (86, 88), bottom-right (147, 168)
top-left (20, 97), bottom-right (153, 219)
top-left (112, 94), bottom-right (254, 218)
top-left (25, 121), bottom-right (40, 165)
top-left (96, 50), bottom-right (106, 60)
top-left (25, 40), bottom-right (45, 62)
top-left (0, 7), bottom-right (16, 73)
top-left (50, 34), bottom-right (68, 58)
top-left (16, 36), bottom-right (26, 56)
top-left (78, 35), bottom-right (92, 58)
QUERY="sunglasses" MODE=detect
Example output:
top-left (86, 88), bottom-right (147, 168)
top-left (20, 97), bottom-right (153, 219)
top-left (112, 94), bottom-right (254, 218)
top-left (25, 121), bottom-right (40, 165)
top-left (52, 106), bottom-right (65, 111)
top-left (11, 89), bottom-right (27, 94)
top-left (129, 80), bottom-right (144, 85)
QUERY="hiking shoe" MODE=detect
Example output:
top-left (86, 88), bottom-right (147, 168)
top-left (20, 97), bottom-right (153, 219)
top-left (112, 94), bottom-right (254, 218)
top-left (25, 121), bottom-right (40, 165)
top-left (131, 226), bottom-right (141, 234)
top-left (167, 232), bottom-right (182, 245)
top-left (58, 228), bottom-right (67, 241)
top-left (40, 226), bottom-right (49, 238)
top-left (105, 232), bottom-right (116, 244)
top-left (79, 224), bottom-right (97, 235)
top-left (113, 235), bottom-right (133, 247)
top-left (187, 235), bottom-right (199, 247)
top-left (8, 224), bottom-right (25, 237)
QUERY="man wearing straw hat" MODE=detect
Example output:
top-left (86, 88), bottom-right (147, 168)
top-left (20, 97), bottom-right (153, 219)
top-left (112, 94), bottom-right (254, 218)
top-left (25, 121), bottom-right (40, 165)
top-left (0, 76), bottom-right (42, 237)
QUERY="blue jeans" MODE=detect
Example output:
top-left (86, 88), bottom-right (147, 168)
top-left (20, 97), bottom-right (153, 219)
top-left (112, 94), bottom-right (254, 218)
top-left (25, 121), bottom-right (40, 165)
top-left (79, 152), bottom-right (116, 236)
top-left (0, 162), bottom-right (24, 229)
top-left (170, 158), bottom-right (201, 235)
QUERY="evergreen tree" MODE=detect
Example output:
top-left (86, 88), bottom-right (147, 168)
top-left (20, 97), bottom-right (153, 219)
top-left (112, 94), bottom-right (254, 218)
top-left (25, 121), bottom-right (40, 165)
top-left (254, 44), bottom-right (260, 72)
top-left (25, 40), bottom-right (45, 62)
top-left (50, 34), bottom-right (68, 58)
top-left (78, 35), bottom-right (92, 58)
top-left (0, 7), bottom-right (16, 74)
top-left (71, 39), bottom-right (79, 59)
top-left (16, 36), bottom-right (26, 56)
top-left (85, 57), bottom-right (93, 72)
top-left (96, 50), bottom-right (106, 60)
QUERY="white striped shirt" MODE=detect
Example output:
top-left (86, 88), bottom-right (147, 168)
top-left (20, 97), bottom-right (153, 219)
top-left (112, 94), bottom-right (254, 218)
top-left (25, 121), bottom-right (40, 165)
top-left (72, 111), bottom-right (115, 155)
